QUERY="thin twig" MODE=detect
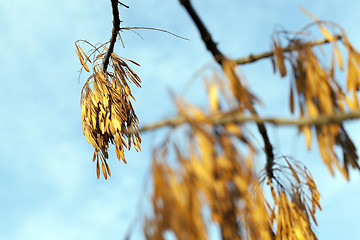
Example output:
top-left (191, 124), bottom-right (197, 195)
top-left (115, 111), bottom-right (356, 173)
top-left (127, 111), bottom-right (360, 135)
top-left (103, 0), bottom-right (121, 72)
top-left (121, 26), bottom-right (189, 40)
top-left (235, 35), bottom-right (342, 65)
top-left (118, 1), bottom-right (129, 8)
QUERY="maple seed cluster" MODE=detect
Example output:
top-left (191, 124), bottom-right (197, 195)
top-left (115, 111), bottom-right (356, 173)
top-left (76, 41), bottom-right (142, 179)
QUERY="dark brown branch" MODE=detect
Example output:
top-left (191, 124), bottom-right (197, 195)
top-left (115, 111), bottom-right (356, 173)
top-left (103, 0), bottom-right (121, 72)
top-left (179, 0), bottom-right (275, 179)
top-left (236, 35), bottom-right (342, 65)
top-left (180, 0), bottom-right (225, 64)
top-left (118, 1), bottom-right (129, 8)
top-left (127, 111), bottom-right (360, 134)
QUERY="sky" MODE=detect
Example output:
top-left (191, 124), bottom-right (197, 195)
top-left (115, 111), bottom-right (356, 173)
top-left (1, 0), bottom-right (360, 239)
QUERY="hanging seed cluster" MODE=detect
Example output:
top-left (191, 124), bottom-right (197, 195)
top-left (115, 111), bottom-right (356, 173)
top-left (145, 12), bottom-right (360, 239)
top-left (146, 68), bottom-right (322, 240)
top-left (262, 159), bottom-right (321, 240)
top-left (76, 41), bottom-right (141, 179)
top-left (272, 20), bottom-right (360, 179)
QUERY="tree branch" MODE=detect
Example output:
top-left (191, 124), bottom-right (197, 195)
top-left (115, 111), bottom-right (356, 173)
top-left (236, 35), bottom-right (342, 65)
top-left (127, 111), bottom-right (360, 134)
top-left (179, 0), bottom-right (275, 178)
top-left (179, 0), bottom-right (225, 64)
top-left (103, 0), bottom-right (121, 72)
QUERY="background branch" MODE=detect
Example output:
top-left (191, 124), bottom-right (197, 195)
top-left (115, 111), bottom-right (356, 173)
top-left (180, 0), bottom-right (224, 64)
top-left (236, 35), bottom-right (342, 65)
top-left (128, 111), bottom-right (360, 134)
top-left (179, 0), bottom-right (275, 179)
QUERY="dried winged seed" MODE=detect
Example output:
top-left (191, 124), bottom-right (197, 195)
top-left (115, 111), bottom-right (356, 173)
top-left (106, 113), bottom-right (112, 132)
top-left (82, 122), bottom-right (86, 135)
top-left (75, 45), bottom-right (84, 62)
top-left (290, 85), bottom-right (295, 114)
top-left (76, 49), bottom-right (90, 72)
top-left (83, 112), bottom-right (90, 125)
top-left (111, 52), bottom-right (120, 61)
top-left (126, 71), bottom-right (141, 87)
top-left (101, 146), bottom-right (109, 159)
top-left (126, 64), bottom-right (140, 78)
top-left (309, 207), bottom-right (318, 225)
top-left (318, 24), bottom-right (334, 41)
top-left (124, 85), bottom-right (130, 95)
top-left (114, 65), bottom-right (126, 82)
top-left (224, 123), bottom-right (241, 137)
top-left (269, 181), bottom-right (278, 205)
top-left (133, 141), bottom-right (140, 152)
top-left (281, 194), bottom-right (292, 230)
top-left (129, 92), bottom-right (136, 101)
top-left (208, 83), bottom-right (219, 113)
top-left (109, 121), bottom-right (116, 135)
top-left (105, 160), bottom-right (111, 177)
top-left (329, 49), bottom-right (335, 79)
top-left (95, 52), bottom-right (106, 60)
top-left (271, 56), bottom-right (276, 74)
top-left (116, 145), bottom-right (126, 163)
top-left (81, 58), bottom-right (90, 73)
top-left (91, 114), bottom-right (97, 130)
top-left (96, 157), bottom-right (100, 179)
top-left (79, 45), bottom-right (92, 63)
top-left (128, 135), bottom-right (131, 150)
top-left (90, 92), bottom-right (98, 106)
top-left (96, 132), bottom-right (103, 144)
top-left (90, 135), bottom-right (100, 152)
top-left (344, 91), bottom-right (359, 110)
top-left (181, 103), bottom-right (206, 121)
top-left (274, 40), bottom-right (287, 77)
top-left (94, 88), bottom-right (101, 104)
top-left (346, 55), bottom-right (356, 91)
top-left (305, 65), bottom-right (317, 98)
top-left (92, 151), bottom-right (97, 162)
top-left (101, 159), bottom-right (107, 180)
top-left (100, 120), bottom-right (105, 134)
top-left (136, 133), bottom-right (141, 143)
top-left (299, 7), bottom-right (320, 21)
top-left (113, 117), bottom-right (122, 132)
top-left (307, 100), bottom-right (319, 117)
top-left (81, 102), bottom-right (86, 116)
top-left (133, 135), bottom-right (141, 152)
top-left (114, 107), bottom-right (125, 122)
top-left (115, 134), bottom-right (121, 148)
top-left (121, 57), bottom-right (141, 66)
top-left (319, 90), bottom-right (334, 114)
top-left (102, 95), bottom-right (109, 109)
top-left (121, 135), bottom-right (128, 149)
top-left (286, 160), bottom-right (301, 184)
top-left (353, 90), bottom-right (359, 109)
top-left (93, 78), bottom-right (102, 94)
top-left (94, 69), bottom-right (106, 83)
top-left (334, 43), bottom-right (343, 70)
top-left (314, 196), bottom-right (321, 210)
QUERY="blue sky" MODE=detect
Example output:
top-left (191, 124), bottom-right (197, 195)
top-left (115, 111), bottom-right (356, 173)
top-left (1, 0), bottom-right (360, 239)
